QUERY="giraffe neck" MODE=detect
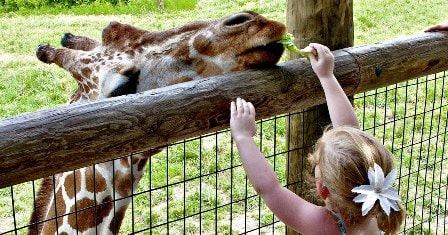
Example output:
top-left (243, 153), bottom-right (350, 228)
top-left (30, 155), bottom-right (149, 235)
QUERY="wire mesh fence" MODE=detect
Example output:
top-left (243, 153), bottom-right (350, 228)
top-left (0, 71), bottom-right (447, 234)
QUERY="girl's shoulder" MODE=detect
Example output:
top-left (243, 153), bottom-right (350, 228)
top-left (294, 206), bottom-right (345, 235)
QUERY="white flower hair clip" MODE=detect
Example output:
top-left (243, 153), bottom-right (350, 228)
top-left (352, 163), bottom-right (400, 216)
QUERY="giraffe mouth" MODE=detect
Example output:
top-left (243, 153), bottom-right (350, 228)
top-left (241, 41), bottom-right (285, 67)
top-left (256, 41), bottom-right (285, 52)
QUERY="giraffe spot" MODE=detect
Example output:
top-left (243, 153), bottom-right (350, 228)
top-left (195, 59), bottom-right (223, 77)
top-left (80, 58), bottom-right (92, 64)
top-left (109, 207), bottom-right (127, 234)
top-left (130, 155), bottom-right (149, 172)
top-left (93, 76), bottom-right (99, 85)
top-left (64, 171), bottom-right (81, 199)
top-left (81, 68), bottom-right (92, 78)
top-left (41, 188), bottom-right (66, 233)
top-left (114, 170), bottom-right (132, 196)
top-left (70, 91), bottom-right (82, 103)
top-left (82, 83), bottom-right (91, 94)
top-left (193, 34), bottom-right (218, 57)
top-left (86, 81), bottom-right (98, 91)
top-left (120, 158), bottom-right (130, 168)
top-left (73, 72), bottom-right (84, 82)
top-left (85, 166), bottom-right (107, 193)
top-left (126, 50), bottom-right (135, 58)
top-left (137, 158), bottom-right (149, 172)
top-left (41, 217), bottom-right (64, 235)
top-left (68, 196), bottom-right (113, 232)
top-left (172, 42), bottom-right (191, 61)
top-left (52, 188), bottom-right (67, 217)
top-left (131, 156), bottom-right (140, 165)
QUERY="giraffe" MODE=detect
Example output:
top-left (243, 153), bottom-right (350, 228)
top-left (29, 11), bottom-right (286, 234)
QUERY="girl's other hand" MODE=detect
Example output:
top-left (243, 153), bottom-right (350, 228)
top-left (424, 20), bottom-right (448, 32)
top-left (230, 98), bottom-right (256, 141)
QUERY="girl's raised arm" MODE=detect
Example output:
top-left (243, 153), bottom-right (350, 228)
top-left (308, 43), bottom-right (359, 128)
top-left (230, 98), bottom-right (337, 234)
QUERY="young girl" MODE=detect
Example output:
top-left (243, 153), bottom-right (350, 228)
top-left (230, 43), bottom-right (405, 234)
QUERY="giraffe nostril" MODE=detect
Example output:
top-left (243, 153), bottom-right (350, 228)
top-left (223, 13), bottom-right (254, 26)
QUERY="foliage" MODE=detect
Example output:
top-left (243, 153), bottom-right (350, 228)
top-left (0, 0), bottom-right (197, 13)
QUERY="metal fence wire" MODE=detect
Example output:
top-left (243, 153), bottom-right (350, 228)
top-left (0, 71), bottom-right (447, 234)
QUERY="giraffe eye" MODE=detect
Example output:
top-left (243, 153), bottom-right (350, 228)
top-left (223, 13), bottom-right (253, 26)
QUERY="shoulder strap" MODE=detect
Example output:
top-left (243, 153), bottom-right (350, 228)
top-left (329, 210), bottom-right (347, 235)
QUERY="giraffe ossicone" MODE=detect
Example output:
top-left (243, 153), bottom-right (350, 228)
top-left (30, 11), bottom-right (286, 234)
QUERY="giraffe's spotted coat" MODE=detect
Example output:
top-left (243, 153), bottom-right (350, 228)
top-left (30, 11), bottom-right (286, 235)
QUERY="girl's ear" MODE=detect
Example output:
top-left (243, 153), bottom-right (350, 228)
top-left (316, 181), bottom-right (330, 200)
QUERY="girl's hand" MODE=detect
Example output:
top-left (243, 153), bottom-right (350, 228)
top-left (424, 20), bottom-right (448, 32)
top-left (230, 98), bottom-right (256, 141)
top-left (308, 43), bottom-right (335, 79)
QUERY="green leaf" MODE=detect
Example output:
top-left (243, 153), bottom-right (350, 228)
top-left (278, 33), bottom-right (311, 61)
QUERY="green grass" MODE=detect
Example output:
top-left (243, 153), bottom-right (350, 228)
top-left (0, 0), bottom-right (198, 14)
top-left (1, 0), bottom-right (448, 234)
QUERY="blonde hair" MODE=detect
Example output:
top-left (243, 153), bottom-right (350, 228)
top-left (308, 126), bottom-right (405, 234)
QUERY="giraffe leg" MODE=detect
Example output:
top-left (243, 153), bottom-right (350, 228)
top-left (61, 33), bottom-right (101, 51)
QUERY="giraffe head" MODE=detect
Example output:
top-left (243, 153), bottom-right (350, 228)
top-left (32, 11), bottom-right (286, 235)
top-left (37, 11), bottom-right (286, 103)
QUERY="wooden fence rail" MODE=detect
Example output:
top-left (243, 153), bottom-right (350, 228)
top-left (0, 32), bottom-right (447, 188)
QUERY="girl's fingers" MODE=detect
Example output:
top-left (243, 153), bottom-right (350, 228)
top-left (243, 101), bottom-right (250, 115)
top-left (309, 52), bottom-right (318, 63)
top-left (309, 43), bottom-right (322, 53)
top-left (230, 101), bottom-right (236, 117)
top-left (248, 102), bottom-right (255, 116)
top-left (236, 97), bottom-right (244, 113)
top-left (234, 98), bottom-right (255, 116)
top-left (310, 43), bottom-right (330, 55)
top-left (425, 25), bottom-right (440, 32)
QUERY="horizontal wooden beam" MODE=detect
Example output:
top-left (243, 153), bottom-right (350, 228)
top-left (0, 32), bottom-right (447, 188)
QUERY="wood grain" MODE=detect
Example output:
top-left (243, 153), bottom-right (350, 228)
top-left (0, 32), bottom-right (447, 188)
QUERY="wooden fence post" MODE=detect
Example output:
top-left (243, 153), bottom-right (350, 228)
top-left (286, 1), bottom-right (353, 234)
